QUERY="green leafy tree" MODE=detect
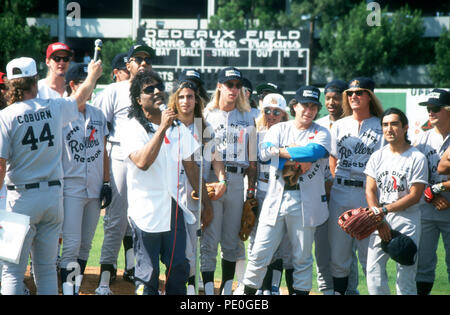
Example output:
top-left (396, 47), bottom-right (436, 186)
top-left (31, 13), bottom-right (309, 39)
top-left (317, 3), bottom-right (425, 80)
top-left (97, 37), bottom-right (136, 84)
top-left (428, 28), bottom-right (450, 87)
top-left (0, 0), bottom-right (51, 76)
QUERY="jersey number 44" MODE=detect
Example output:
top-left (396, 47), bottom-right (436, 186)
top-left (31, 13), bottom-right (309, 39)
top-left (21, 123), bottom-right (55, 151)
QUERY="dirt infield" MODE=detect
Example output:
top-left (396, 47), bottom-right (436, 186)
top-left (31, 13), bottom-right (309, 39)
top-left (23, 266), bottom-right (281, 295)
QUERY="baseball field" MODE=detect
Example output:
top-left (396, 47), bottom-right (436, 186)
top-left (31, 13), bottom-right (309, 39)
top-left (68, 214), bottom-right (449, 295)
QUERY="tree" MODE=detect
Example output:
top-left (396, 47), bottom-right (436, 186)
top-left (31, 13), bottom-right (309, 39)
top-left (317, 3), bottom-right (425, 80)
top-left (428, 28), bottom-right (450, 87)
top-left (0, 13), bottom-right (51, 77)
top-left (97, 37), bottom-right (136, 84)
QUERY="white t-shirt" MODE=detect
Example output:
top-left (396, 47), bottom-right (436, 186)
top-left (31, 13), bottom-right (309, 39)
top-left (121, 118), bottom-right (200, 233)
top-left (38, 79), bottom-right (66, 99)
top-left (364, 145), bottom-right (428, 215)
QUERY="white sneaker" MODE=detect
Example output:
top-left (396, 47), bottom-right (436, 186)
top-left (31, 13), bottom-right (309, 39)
top-left (95, 285), bottom-right (113, 295)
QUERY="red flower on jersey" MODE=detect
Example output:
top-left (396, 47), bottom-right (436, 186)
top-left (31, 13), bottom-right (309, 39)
top-left (89, 128), bottom-right (96, 141)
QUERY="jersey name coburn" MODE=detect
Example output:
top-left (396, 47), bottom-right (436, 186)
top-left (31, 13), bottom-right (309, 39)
top-left (16, 109), bottom-right (52, 124)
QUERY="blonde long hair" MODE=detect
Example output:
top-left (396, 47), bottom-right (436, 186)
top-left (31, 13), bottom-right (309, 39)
top-left (6, 75), bottom-right (38, 105)
top-left (342, 89), bottom-right (384, 118)
top-left (206, 83), bottom-right (251, 113)
top-left (255, 107), bottom-right (288, 131)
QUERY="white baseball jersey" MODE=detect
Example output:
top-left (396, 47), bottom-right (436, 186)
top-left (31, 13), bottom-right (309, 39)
top-left (121, 118), bottom-right (199, 233)
top-left (91, 80), bottom-right (131, 157)
top-left (257, 130), bottom-right (270, 192)
top-left (0, 97), bottom-right (78, 185)
top-left (414, 129), bottom-right (450, 222)
top-left (330, 116), bottom-right (384, 182)
top-left (315, 115), bottom-right (333, 130)
top-left (204, 106), bottom-right (255, 174)
top-left (38, 79), bottom-right (66, 99)
top-left (62, 104), bottom-right (109, 198)
top-left (365, 145), bottom-right (429, 216)
top-left (259, 120), bottom-right (331, 227)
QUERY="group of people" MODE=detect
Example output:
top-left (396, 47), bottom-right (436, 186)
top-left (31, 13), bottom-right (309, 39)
top-left (0, 41), bottom-right (449, 296)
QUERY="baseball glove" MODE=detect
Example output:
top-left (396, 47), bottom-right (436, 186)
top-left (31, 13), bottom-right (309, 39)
top-left (338, 207), bottom-right (382, 240)
top-left (239, 198), bottom-right (258, 241)
top-left (282, 162), bottom-right (312, 186)
top-left (191, 182), bottom-right (216, 200)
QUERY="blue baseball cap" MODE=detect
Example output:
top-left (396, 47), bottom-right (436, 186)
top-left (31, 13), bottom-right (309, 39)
top-left (65, 63), bottom-right (88, 82)
top-left (381, 230), bottom-right (417, 266)
top-left (217, 67), bottom-right (243, 83)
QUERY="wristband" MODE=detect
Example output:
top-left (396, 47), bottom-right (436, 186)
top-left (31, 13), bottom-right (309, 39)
top-left (432, 183), bottom-right (445, 194)
top-left (371, 206), bottom-right (381, 216)
top-left (103, 181), bottom-right (110, 186)
top-left (219, 180), bottom-right (227, 187)
top-left (382, 206), bottom-right (388, 215)
top-left (247, 188), bottom-right (255, 194)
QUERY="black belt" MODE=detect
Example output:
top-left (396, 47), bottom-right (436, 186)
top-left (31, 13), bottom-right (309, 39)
top-left (7, 180), bottom-right (61, 191)
top-left (284, 183), bottom-right (300, 191)
top-left (336, 178), bottom-right (364, 187)
top-left (226, 166), bottom-right (244, 174)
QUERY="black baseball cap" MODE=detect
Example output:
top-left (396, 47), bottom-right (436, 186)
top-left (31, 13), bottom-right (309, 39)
top-left (179, 69), bottom-right (204, 85)
top-left (256, 82), bottom-right (283, 95)
top-left (381, 230), bottom-right (417, 266)
top-left (111, 52), bottom-right (128, 71)
top-left (325, 79), bottom-right (348, 94)
top-left (347, 77), bottom-right (376, 92)
top-left (126, 44), bottom-right (155, 61)
top-left (295, 85), bottom-right (322, 108)
top-left (242, 77), bottom-right (253, 93)
top-left (418, 89), bottom-right (450, 107)
top-left (217, 67), bottom-right (243, 83)
top-left (65, 63), bottom-right (88, 82)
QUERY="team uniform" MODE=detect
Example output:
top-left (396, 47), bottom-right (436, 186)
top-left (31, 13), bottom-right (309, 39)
top-left (243, 120), bottom-right (331, 293)
top-left (59, 104), bottom-right (109, 294)
top-left (414, 129), bottom-right (450, 284)
top-left (0, 95), bottom-right (79, 295)
top-left (328, 115), bottom-right (385, 283)
top-left (201, 105), bottom-right (255, 294)
top-left (37, 79), bottom-right (65, 99)
top-left (315, 114), bottom-right (360, 295)
top-left (177, 121), bottom-right (212, 294)
top-left (91, 80), bottom-right (134, 285)
top-left (364, 145), bottom-right (428, 294)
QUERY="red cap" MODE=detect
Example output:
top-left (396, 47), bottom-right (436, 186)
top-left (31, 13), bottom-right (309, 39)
top-left (0, 72), bottom-right (5, 84)
top-left (46, 42), bottom-right (72, 59)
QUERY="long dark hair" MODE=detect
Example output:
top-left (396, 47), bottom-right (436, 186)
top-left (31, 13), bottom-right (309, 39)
top-left (129, 70), bottom-right (164, 133)
top-left (381, 107), bottom-right (410, 144)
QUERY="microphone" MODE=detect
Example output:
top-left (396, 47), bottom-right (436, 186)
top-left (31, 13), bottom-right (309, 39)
top-left (93, 39), bottom-right (103, 62)
top-left (159, 104), bottom-right (180, 126)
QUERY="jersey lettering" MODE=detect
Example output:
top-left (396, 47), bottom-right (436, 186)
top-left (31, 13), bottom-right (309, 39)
top-left (21, 123), bottom-right (55, 151)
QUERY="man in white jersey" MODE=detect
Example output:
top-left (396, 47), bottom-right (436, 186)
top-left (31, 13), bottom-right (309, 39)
top-left (315, 79), bottom-right (360, 295)
top-left (414, 89), bottom-right (450, 295)
top-left (92, 44), bottom-right (154, 294)
top-left (243, 85), bottom-right (330, 295)
top-left (201, 67), bottom-right (257, 295)
top-left (328, 77), bottom-right (385, 295)
top-left (365, 108), bottom-right (427, 294)
top-left (38, 42), bottom-right (73, 99)
top-left (0, 57), bottom-right (102, 295)
top-left (59, 63), bottom-right (111, 295)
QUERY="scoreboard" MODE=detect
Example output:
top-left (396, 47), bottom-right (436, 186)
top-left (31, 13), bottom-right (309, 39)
top-left (141, 29), bottom-right (310, 94)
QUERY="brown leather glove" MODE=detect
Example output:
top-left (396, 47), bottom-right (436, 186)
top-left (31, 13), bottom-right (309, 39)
top-left (239, 198), bottom-right (258, 241)
top-left (282, 162), bottom-right (312, 186)
top-left (338, 207), bottom-right (383, 240)
top-left (191, 182), bottom-right (216, 200)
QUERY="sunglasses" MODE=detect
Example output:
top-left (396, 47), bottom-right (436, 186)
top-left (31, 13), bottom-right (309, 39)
top-left (142, 82), bottom-right (165, 94)
top-left (179, 81), bottom-right (198, 92)
top-left (264, 108), bottom-right (282, 116)
top-left (223, 81), bottom-right (243, 90)
top-left (131, 56), bottom-right (152, 65)
top-left (426, 106), bottom-right (442, 113)
top-left (51, 55), bottom-right (70, 63)
top-left (347, 90), bottom-right (365, 97)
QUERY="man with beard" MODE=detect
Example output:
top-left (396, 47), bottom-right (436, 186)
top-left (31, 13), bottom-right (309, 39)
top-left (91, 44), bottom-right (154, 294)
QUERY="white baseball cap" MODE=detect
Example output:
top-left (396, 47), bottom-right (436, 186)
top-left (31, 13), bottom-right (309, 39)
top-left (6, 57), bottom-right (38, 80)
top-left (262, 93), bottom-right (287, 112)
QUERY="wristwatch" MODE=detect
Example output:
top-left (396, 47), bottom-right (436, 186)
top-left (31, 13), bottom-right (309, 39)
top-left (382, 206), bottom-right (388, 215)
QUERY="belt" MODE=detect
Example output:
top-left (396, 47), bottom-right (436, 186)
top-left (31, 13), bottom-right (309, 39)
top-left (226, 166), bottom-right (244, 174)
top-left (284, 183), bottom-right (300, 191)
top-left (259, 178), bottom-right (269, 183)
top-left (7, 180), bottom-right (61, 191)
top-left (336, 178), bottom-right (364, 187)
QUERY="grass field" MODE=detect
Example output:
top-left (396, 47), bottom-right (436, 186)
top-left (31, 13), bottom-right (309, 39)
top-left (87, 216), bottom-right (450, 295)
